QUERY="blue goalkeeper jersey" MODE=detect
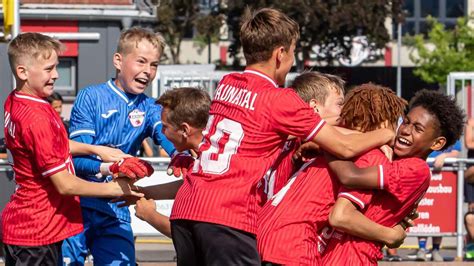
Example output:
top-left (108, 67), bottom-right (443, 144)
top-left (69, 79), bottom-right (175, 221)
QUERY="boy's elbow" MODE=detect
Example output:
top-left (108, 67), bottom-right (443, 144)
top-left (55, 184), bottom-right (75, 195)
top-left (329, 209), bottom-right (348, 229)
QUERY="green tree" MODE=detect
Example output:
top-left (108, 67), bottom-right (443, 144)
top-left (407, 16), bottom-right (474, 85)
top-left (225, 0), bottom-right (404, 68)
top-left (155, 0), bottom-right (223, 64)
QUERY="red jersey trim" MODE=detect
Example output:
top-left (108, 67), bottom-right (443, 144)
top-left (378, 165), bottom-right (384, 189)
top-left (304, 120), bottom-right (326, 142)
top-left (41, 162), bottom-right (67, 177)
top-left (338, 192), bottom-right (365, 209)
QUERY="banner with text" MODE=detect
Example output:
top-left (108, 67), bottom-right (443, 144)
top-left (408, 171), bottom-right (457, 235)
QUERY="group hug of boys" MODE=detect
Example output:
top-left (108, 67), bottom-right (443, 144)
top-left (1, 7), bottom-right (466, 266)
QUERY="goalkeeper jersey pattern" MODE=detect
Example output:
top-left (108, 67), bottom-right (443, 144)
top-left (69, 79), bottom-right (175, 221)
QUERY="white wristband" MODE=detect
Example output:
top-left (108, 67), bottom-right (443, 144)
top-left (100, 162), bottom-right (113, 176)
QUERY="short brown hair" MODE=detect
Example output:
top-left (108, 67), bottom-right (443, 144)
top-left (240, 8), bottom-right (299, 65)
top-left (8, 32), bottom-right (63, 72)
top-left (340, 83), bottom-right (407, 132)
top-left (157, 87), bottom-right (211, 129)
top-left (117, 27), bottom-right (166, 56)
top-left (291, 72), bottom-right (345, 104)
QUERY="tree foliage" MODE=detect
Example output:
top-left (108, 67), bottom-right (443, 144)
top-left (224, 0), bottom-right (403, 67)
top-left (155, 0), bottom-right (223, 64)
top-left (407, 16), bottom-right (474, 85)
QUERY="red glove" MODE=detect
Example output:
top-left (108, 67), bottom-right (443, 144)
top-left (167, 153), bottom-right (195, 178)
top-left (110, 157), bottom-right (154, 180)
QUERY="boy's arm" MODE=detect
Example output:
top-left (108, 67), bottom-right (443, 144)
top-left (312, 125), bottom-right (394, 159)
top-left (69, 139), bottom-right (131, 162)
top-left (49, 169), bottom-right (143, 198)
top-left (325, 152), bottom-right (380, 188)
top-left (135, 198), bottom-right (171, 238)
top-left (112, 180), bottom-right (183, 207)
top-left (71, 135), bottom-right (126, 177)
top-left (329, 197), bottom-right (406, 248)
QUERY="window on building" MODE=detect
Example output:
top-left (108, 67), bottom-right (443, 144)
top-left (395, 0), bottom-right (466, 37)
top-left (55, 57), bottom-right (77, 96)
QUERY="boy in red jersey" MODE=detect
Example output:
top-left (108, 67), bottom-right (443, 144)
top-left (169, 8), bottom-right (395, 265)
top-left (264, 71), bottom-right (345, 199)
top-left (258, 84), bottom-right (408, 265)
top-left (2, 32), bottom-right (149, 265)
top-left (129, 87), bottom-right (212, 238)
top-left (321, 89), bottom-right (465, 265)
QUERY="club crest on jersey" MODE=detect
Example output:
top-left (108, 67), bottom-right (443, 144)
top-left (128, 109), bottom-right (145, 127)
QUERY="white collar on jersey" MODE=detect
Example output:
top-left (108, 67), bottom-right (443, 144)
top-left (107, 79), bottom-right (138, 106)
top-left (14, 92), bottom-right (49, 104)
top-left (243, 70), bottom-right (278, 88)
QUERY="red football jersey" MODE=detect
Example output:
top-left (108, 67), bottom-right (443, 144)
top-left (170, 69), bottom-right (326, 234)
top-left (321, 157), bottom-right (430, 265)
top-left (2, 92), bottom-right (83, 246)
top-left (257, 149), bottom-right (388, 265)
top-left (262, 138), bottom-right (300, 200)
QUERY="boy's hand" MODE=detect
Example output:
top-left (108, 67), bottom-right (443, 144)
top-left (379, 145), bottom-right (393, 162)
top-left (114, 177), bottom-right (144, 198)
top-left (167, 153), bottom-right (194, 178)
top-left (95, 145), bottom-right (132, 162)
top-left (386, 224), bottom-right (407, 248)
top-left (110, 157), bottom-right (154, 179)
top-left (135, 198), bottom-right (157, 221)
top-left (293, 142), bottom-right (320, 163)
top-left (111, 194), bottom-right (142, 207)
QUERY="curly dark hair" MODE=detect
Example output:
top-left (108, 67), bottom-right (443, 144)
top-left (409, 89), bottom-right (465, 150)
top-left (340, 83), bottom-right (407, 132)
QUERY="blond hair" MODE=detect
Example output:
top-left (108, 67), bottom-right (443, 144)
top-left (8, 32), bottom-right (63, 72)
top-left (116, 27), bottom-right (166, 56)
top-left (291, 72), bottom-right (345, 104)
top-left (240, 8), bottom-right (299, 65)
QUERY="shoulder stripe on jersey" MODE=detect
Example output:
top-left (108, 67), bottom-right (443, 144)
top-left (107, 80), bottom-right (129, 103)
top-left (378, 165), bottom-right (384, 189)
top-left (338, 192), bottom-right (365, 209)
top-left (14, 93), bottom-right (48, 104)
top-left (70, 129), bottom-right (96, 137)
top-left (42, 163), bottom-right (66, 176)
top-left (152, 121), bottom-right (162, 135)
top-left (244, 70), bottom-right (278, 88)
top-left (304, 120), bottom-right (326, 142)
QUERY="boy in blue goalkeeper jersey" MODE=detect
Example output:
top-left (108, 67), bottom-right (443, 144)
top-left (62, 27), bottom-right (176, 265)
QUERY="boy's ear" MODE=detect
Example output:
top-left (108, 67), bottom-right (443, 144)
top-left (273, 46), bottom-right (285, 64)
top-left (430, 136), bottom-right (447, 152)
top-left (113, 53), bottom-right (123, 71)
top-left (309, 99), bottom-right (321, 113)
top-left (16, 65), bottom-right (28, 81)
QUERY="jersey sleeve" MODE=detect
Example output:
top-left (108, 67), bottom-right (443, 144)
top-left (69, 88), bottom-right (96, 138)
top-left (71, 134), bottom-right (102, 177)
top-left (25, 119), bottom-right (68, 178)
top-left (338, 189), bottom-right (373, 210)
top-left (147, 101), bottom-right (176, 156)
top-left (378, 158), bottom-right (431, 201)
top-left (338, 149), bottom-right (391, 210)
top-left (271, 89), bottom-right (326, 142)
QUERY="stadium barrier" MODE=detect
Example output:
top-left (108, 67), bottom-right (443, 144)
top-left (0, 157), bottom-right (472, 258)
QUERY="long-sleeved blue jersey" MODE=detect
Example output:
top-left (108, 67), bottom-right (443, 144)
top-left (69, 79), bottom-right (175, 221)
